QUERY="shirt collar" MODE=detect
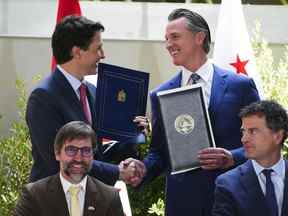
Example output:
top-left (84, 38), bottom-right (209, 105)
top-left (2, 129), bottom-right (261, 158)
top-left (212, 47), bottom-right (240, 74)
top-left (252, 157), bottom-right (285, 179)
top-left (57, 65), bottom-right (86, 92)
top-left (59, 172), bottom-right (87, 195)
top-left (181, 59), bottom-right (213, 86)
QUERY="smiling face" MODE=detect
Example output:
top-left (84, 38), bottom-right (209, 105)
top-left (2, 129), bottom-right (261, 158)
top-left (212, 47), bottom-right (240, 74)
top-left (56, 138), bottom-right (93, 184)
top-left (165, 17), bottom-right (205, 70)
top-left (78, 31), bottom-right (105, 76)
top-left (241, 115), bottom-right (283, 167)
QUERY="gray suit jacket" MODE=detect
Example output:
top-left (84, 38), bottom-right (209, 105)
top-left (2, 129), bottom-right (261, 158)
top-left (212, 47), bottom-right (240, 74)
top-left (13, 174), bottom-right (124, 216)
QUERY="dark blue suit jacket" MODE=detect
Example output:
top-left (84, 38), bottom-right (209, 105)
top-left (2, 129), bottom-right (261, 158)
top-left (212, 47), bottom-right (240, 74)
top-left (143, 65), bottom-right (260, 216)
top-left (26, 68), bottom-right (118, 185)
top-left (213, 160), bottom-right (288, 216)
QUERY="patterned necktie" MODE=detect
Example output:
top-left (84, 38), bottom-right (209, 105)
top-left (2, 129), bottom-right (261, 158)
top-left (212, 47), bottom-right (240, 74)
top-left (187, 73), bottom-right (201, 85)
top-left (79, 83), bottom-right (92, 124)
top-left (69, 186), bottom-right (81, 216)
top-left (262, 169), bottom-right (278, 216)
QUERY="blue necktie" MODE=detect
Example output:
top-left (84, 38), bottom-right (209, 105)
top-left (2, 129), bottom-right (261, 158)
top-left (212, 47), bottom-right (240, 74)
top-left (188, 73), bottom-right (201, 85)
top-left (263, 169), bottom-right (278, 216)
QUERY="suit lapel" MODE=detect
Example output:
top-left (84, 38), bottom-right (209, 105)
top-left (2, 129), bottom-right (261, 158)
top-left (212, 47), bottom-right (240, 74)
top-left (168, 71), bottom-right (182, 89)
top-left (208, 65), bottom-right (228, 113)
top-left (47, 174), bottom-right (70, 216)
top-left (239, 161), bottom-right (270, 216)
top-left (53, 69), bottom-right (88, 122)
top-left (171, 66), bottom-right (228, 113)
top-left (281, 160), bottom-right (288, 216)
top-left (83, 176), bottom-right (104, 216)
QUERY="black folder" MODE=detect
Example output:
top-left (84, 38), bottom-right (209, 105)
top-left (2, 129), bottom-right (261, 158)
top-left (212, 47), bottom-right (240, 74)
top-left (95, 63), bottom-right (149, 142)
top-left (157, 84), bottom-right (215, 174)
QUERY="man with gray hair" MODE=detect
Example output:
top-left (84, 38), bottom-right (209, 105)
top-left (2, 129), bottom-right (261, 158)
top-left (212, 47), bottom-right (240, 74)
top-left (14, 121), bottom-right (124, 216)
top-left (126, 8), bottom-right (260, 216)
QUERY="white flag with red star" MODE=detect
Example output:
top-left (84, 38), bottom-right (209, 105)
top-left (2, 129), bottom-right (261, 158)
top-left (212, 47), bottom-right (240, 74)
top-left (213, 0), bottom-right (264, 98)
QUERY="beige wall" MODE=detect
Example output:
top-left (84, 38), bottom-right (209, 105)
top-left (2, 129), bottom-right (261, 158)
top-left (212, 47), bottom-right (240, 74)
top-left (0, 36), bottom-right (51, 136)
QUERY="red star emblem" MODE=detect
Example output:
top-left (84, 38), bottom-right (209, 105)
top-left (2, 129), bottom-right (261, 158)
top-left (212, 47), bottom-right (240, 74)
top-left (230, 54), bottom-right (249, 75)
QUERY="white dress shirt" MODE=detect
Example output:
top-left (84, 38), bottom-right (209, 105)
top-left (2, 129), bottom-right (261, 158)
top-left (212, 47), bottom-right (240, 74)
top-left (57, 65), bottom-right (92, 118)
top-left (60, 173), bottom-right (88, 216)
top-left (252, 158), bottom-right (285, 216)
top-left (181, 59), bottom-right (214, 108)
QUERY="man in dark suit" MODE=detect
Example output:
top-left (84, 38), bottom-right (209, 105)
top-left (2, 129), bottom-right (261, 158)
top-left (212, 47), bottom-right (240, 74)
top-left (26, 15), bottom-right (141, 185)
top-left (213, 100), bottom-right (288, 216)
top-left (14, 121), bottom-right (124, 216)
top-left (125, 8), bottom-right (260, 216)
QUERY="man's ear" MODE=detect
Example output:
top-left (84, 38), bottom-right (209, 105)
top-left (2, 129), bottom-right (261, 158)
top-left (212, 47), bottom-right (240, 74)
top-left (71, 46), bottom-right (81, 59)
top-left (55, 151), bottom-right (60, 161)
top-left (195, 31), bottom-right (206, 46)
top-left (274, 129), bottom-right (285, 146)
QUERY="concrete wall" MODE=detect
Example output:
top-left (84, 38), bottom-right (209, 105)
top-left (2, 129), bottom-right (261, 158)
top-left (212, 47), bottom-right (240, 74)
top-left (0, 1), bottom-right (288, 136)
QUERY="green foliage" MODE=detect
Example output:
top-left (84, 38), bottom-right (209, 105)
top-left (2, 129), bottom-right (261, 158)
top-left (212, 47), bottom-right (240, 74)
top-left (251, 21), bottom-right (288, 157)
top-left (128, 135), bottom-right (165, 216)
top-left (129, 176), bottom-right (165, 216)
top-left (0, 79), bottom-right (32, 215)
top-left (148, 198), bottom-right (165, 216)
top-left (252, 22), bottom-right (288, 107)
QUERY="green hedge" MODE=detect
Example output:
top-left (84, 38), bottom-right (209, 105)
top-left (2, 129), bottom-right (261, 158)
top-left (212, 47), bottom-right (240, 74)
top-left (0, 80), bottom-right (32, 215)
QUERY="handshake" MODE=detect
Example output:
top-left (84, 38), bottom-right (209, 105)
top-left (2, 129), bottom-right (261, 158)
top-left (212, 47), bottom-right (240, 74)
top-left (116, 148), bottom-right (235, 187)
top-left (118, 158), bottom-right (146, 187)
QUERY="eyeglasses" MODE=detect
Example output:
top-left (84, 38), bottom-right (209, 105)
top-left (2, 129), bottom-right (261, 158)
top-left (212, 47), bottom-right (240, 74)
top-left (64, 145), bottom-right (93, 157)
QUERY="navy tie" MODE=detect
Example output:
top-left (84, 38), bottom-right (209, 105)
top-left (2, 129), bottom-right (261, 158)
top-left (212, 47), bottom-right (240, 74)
top-left (188, 73), bottom-right (201, 85)
top-left (262, 169), bottom-right (278, 216)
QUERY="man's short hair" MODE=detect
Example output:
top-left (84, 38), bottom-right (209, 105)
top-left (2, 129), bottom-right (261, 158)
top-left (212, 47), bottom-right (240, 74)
top-left (239, 100), bottom-right (288, 144)
top-left (52, 15), bottom-right (104, 64)
top-left (168, 8), bottom-right (211, 54)
top-left (54, 121), bottom-right (96, 154)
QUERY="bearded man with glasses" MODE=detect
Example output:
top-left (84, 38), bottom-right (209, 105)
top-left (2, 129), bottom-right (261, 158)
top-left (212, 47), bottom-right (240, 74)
top-left (14, 121), bottom-right (124, 216)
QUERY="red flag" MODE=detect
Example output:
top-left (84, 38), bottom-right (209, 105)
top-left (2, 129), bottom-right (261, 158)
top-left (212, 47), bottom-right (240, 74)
top-left (51, 0), bottom-right (82, 71)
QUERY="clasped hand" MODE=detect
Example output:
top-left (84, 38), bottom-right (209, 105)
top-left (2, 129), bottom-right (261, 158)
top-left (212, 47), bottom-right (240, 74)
top-left (118, 158), bottom-right (146, 187)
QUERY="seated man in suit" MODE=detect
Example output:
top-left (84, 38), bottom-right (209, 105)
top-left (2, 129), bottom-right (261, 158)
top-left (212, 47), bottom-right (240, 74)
top-left (14, 121), bottom-right (124, 216)
top-left (213, 100), bottom-right (288, 216)
top-left (26, 15), bottom-right (146, 185)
